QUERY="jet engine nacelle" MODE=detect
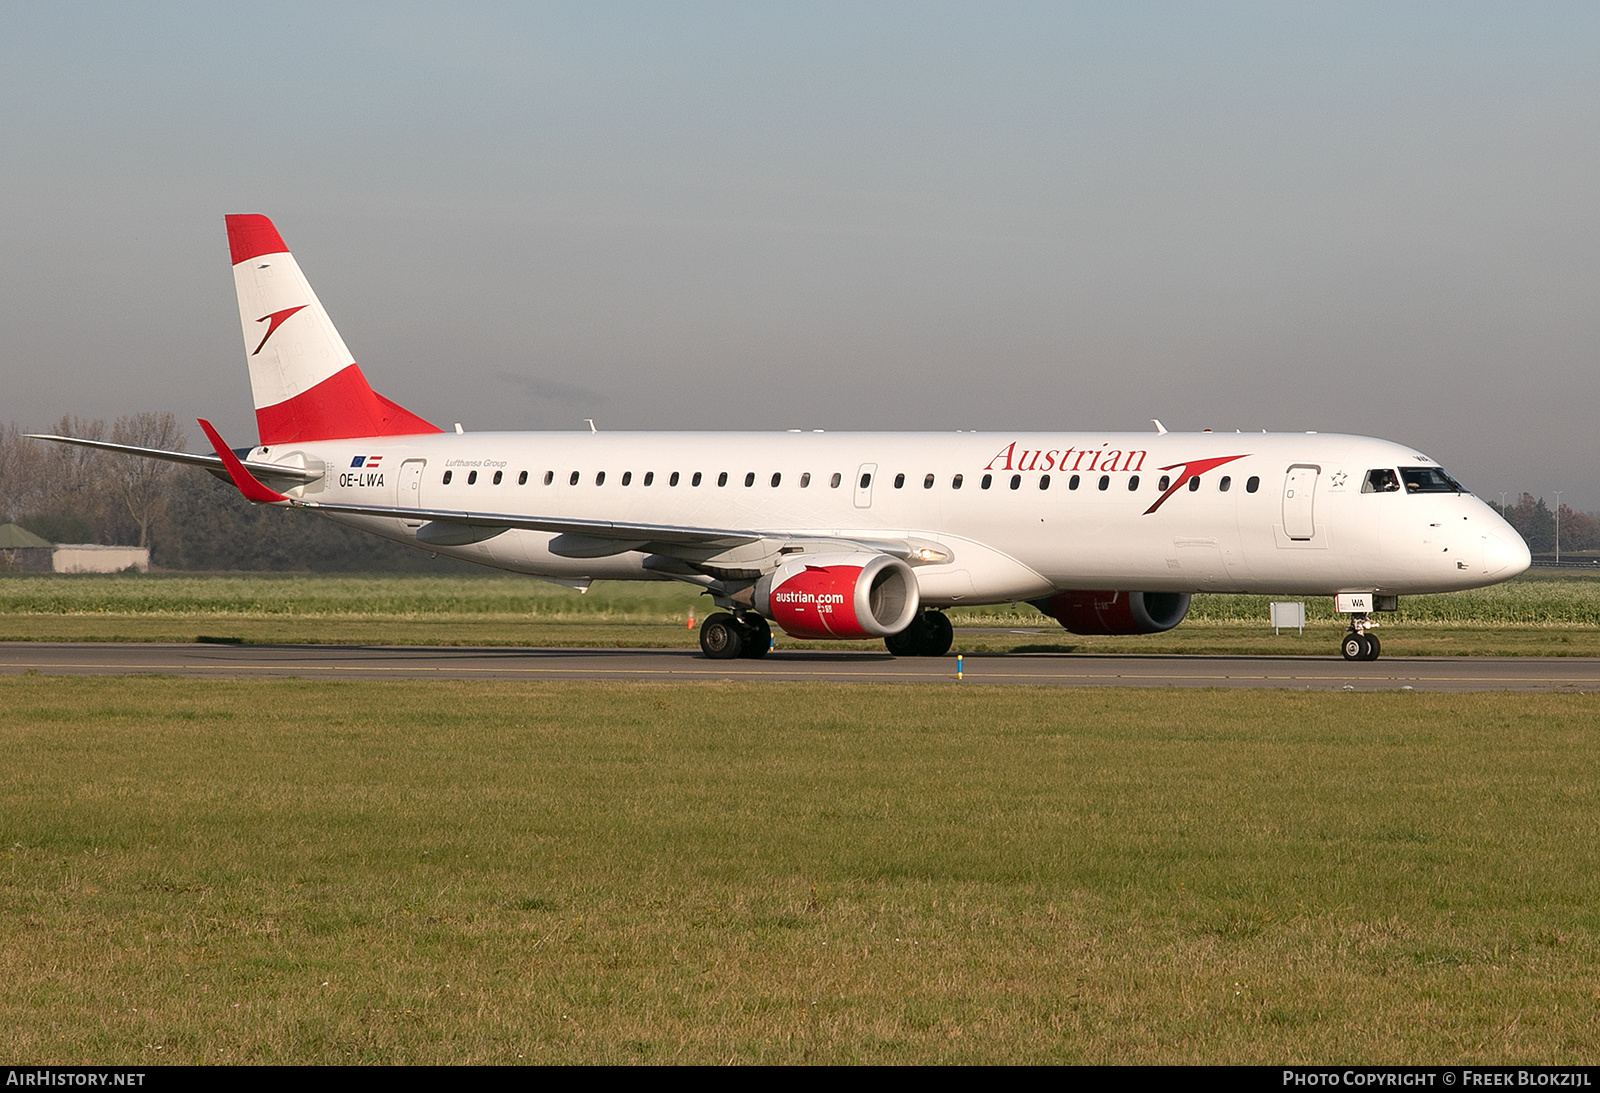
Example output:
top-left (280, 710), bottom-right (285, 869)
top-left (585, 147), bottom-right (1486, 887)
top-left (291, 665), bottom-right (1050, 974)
top-left (1035, 590), bottom-right (1191, 635)
top-left (754, 552), bottom-right (920, 640)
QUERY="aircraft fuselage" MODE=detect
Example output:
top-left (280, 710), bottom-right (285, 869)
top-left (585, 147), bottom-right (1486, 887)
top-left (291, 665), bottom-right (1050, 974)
top-left (260, 427), bottom-right (1528, 605)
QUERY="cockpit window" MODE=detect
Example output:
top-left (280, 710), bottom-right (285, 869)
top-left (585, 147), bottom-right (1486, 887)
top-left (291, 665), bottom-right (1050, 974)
top-left (1400, 466), bottom-right (1465, 494)
top-left (1362, 469), bottom-right (1400, 493)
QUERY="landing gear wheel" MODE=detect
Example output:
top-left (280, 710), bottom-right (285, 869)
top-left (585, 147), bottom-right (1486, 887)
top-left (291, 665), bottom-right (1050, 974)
top-left (1360, 633), bottom-right (1381, 661)
top-left (884, 611), bottom-right (954, 657)
top-left (884, 615), bottom-right (928, 657)
top-left (922, 610), bottom-right (953, 657)
top-left (1341, 633), bottom-right (1366, 661)
top-left (737, 615), bottom-right (772, 659)
top-left (699, 612), bottom-right (744, 660)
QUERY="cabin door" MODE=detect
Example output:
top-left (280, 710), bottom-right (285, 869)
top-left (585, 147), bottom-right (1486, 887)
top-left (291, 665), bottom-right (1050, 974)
top-left (1282, 464), bottom-right (1320, 540)
top-left (399, 459), bottom-right (427, 528)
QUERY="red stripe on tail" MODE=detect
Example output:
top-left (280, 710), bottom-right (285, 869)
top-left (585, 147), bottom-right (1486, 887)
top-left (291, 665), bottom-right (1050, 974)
top-left (254, 363), bottom-right (443, 445)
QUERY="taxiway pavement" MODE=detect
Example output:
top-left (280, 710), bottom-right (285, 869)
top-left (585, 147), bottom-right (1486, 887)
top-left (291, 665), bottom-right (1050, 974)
top-left (0, 643), bottom-right (1596, 692)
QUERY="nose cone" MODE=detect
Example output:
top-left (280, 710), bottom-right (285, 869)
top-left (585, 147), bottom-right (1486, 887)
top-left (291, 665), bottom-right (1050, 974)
top-left (1484, 530), bottom-right (1532, 578)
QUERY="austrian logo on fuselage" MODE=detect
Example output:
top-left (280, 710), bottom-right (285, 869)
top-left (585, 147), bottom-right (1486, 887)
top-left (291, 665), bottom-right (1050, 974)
top-left (983, 442), bottom-right (1248, 514)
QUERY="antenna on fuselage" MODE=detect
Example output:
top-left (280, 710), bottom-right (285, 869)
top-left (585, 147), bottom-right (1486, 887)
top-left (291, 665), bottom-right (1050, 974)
top-left (1152, 419), bottom-right (1168, 435)
top-left (584, 419), bottom-right (597, 433)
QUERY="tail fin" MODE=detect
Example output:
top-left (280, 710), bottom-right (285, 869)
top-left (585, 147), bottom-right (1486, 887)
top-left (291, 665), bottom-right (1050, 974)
top-left (226, 214), bottom-right (441, 445)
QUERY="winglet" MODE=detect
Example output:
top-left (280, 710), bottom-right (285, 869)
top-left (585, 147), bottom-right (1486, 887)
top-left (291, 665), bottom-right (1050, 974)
top-left (197, 418), bottom-right (289, 503)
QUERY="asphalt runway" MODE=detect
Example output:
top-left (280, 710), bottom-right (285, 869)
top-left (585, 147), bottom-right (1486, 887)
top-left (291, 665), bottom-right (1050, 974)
top-left (0, 642), bottom-right (1596, 691)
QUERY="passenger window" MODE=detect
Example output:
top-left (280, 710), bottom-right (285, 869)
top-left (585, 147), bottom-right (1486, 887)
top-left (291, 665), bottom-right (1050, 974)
top-left (1246, 476), bottom-right (1260, 493)
top-left (952, 474), bottom-right (963, 489)
top-left (860, 473), bottom-right (872, 489)
top-left (830, 473), bottom-right (841, 488)
top-left (595, 471), bottom-right (605, 486)
top-left (1128, 475), bottom-right (1139, 490)
top-left (1363, 468), bottom-right (1401, 493)
top-left (771, 472), bottom-right (781, 487)
top-left (1097, 475), bottom-right (1109, 491)
top-left (924, 474), bottom-right (935, 489)
top-left (443, 470), bottom-right (453, 485)
top-left (692, 472), bottom-right (703, 486)
top-left (518, 471), bottom-right (528, 485)
top-left (1069, 475), bottom-right (1080, 490)
top-left (717, 472), bottom-right (728, 487)
top-left (468, 470), bottom-right (478, 485)
top-left (743, 472), bottom-right (754, 487)
top-left (1218, 476), bottom-right (1230, 492)
top-left (1158, 475), bottom-right (1170, 491)
top-left (1039, 474), bottom-right (1051, 490)
top-left (621, 471), bottom-right (632, 486)
top-left (894, 474), bottom-right (905, 489)
top-left (669, 471), bottom-right (680, 486)
top-left (644, 472), bottom-right (654, 486)
top-left (1010, 474), bottom-right (1021, 490)
top-left (488, 470), bottom-right (499, 485)
top-left (569, 471), bottom-right (580, 486)
top-left (543, 470), bottom-right (553, 485)
top-left (981, 474), bottom-right (993, 489)
top-left (1188, 476), bottom-right (1201, 491)
top-left (800, 473), bottom-right (810, 487)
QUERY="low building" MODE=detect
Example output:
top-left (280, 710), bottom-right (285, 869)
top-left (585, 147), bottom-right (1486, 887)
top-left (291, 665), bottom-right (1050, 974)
top-left (50, 544), bottom-right (150, 574)
top-left (0, 523), bottom-right (54, 572)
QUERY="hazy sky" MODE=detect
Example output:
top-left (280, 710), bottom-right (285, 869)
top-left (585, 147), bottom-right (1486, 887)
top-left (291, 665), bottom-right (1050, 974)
top-left (4, 3), bottom-right (1598, 506)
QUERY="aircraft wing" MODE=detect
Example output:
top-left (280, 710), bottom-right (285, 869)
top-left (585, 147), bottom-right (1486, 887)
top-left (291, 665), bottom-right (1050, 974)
top-left (24, 434), bottom-right (324, 485)
top-left (292, 497), bottom-right (951, 566)
top-left (290, 497), bottom-right (762, 549)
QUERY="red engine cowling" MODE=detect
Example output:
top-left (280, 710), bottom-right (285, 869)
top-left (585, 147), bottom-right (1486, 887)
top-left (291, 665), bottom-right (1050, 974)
top-left (1034, 590), bottom-right (1191, 635)
top-left (754, 552), bottom-right (920, 639)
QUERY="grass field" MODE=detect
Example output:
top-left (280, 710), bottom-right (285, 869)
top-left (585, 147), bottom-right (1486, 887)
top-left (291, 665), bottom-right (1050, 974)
top-left (1, 570), bottom-right (1598, 655)
top-left (3, 677), bottom-right (1598, 1064)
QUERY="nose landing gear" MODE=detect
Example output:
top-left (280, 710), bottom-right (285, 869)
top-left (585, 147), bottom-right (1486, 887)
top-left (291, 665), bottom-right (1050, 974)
top-left (1340, 614), bottom-right (1381, 661)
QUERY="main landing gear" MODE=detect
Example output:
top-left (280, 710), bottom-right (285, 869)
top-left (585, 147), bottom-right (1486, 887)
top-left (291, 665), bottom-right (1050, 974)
top-left (1340, 613), bottom-right (1381, 662)
top-left (699, 612), bottom-right (772, 660)
top-left (884, 610), bottom-right (954, 658)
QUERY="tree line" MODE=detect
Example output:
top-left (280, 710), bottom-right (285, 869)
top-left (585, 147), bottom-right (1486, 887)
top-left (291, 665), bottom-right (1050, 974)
top-left (2, 416), bottom-right (1597, 567)
top-left (0, 416), bottom-right (473, 572)
top-left (1485, 494), bottom-right (1600, 555)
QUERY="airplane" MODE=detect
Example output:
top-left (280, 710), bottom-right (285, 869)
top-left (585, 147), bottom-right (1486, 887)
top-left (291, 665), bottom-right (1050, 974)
top-left (31, 214), bottom-right (1532, 661)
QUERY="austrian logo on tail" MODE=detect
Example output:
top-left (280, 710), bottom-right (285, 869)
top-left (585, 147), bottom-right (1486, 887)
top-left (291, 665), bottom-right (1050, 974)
top-left (251, 305), bottom-right (308, 355)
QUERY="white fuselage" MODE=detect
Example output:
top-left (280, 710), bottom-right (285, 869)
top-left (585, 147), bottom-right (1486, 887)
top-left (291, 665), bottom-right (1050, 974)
top-left (256, 428), bottom-right (1530, 605)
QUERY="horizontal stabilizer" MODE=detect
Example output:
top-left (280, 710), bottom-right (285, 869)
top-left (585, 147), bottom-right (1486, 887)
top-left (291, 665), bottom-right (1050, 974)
top-left (25, 433), bottom-right (322, 486)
